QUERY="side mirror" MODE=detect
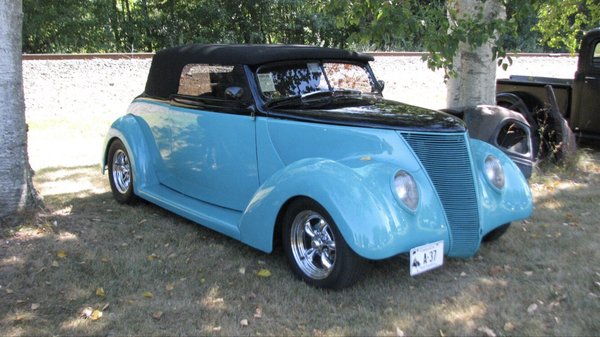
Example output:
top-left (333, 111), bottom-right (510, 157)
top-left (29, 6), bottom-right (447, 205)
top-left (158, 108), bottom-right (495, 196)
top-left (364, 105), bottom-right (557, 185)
top-left (378, 80), bottom-right (385, 92)
top-left (225, 86), bottom-right (244, 100)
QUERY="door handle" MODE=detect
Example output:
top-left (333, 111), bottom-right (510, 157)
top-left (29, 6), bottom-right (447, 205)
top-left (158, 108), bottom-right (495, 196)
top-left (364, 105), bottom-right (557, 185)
top-left (585, 76), bottom-right (597, 80)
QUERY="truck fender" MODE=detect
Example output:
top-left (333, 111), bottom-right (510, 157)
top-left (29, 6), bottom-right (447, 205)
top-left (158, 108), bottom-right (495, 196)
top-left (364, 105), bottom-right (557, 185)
top-left (464, 105), bottom-right (534, 178)
top-left (544, 85), bottom-right (577, 162)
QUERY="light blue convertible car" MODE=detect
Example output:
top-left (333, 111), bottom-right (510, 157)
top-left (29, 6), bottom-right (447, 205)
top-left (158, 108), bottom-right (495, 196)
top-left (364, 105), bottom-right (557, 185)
top-left (102, 45), bottom-right (533, 289)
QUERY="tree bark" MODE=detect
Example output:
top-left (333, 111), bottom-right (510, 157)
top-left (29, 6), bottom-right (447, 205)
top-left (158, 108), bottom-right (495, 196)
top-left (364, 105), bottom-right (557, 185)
top-left (446, 0), bottom-right (506, 111)
top-left (0, 0), bottom-right (40, 222)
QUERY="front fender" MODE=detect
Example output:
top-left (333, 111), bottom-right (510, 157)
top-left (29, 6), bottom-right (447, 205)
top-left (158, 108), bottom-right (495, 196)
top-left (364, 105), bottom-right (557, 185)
top-left (101, 114), bottom-right (159, 191)
top-left (239, 157), bottom-right (449, 260)
top-left (470, 139), bottom-right (533, 236)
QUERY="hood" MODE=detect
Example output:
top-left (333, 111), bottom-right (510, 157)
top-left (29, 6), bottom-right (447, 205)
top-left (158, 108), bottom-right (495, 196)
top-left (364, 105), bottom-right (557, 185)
top-left (271, 98), bottom-right (466, 132)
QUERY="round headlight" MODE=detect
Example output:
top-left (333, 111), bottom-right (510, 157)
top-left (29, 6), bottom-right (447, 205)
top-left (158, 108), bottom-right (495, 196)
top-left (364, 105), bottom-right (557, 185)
top-left (394, 171), bottom-right (419, 211)
top-left (484, 155), bottom-right (505, 190)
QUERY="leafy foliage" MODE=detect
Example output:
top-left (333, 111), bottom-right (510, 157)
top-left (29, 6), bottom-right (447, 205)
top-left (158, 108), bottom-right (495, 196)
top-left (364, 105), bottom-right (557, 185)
top-left (22, 0), bottom-right (344, 53)
top-left (534, 0), bottom-right (600, 53)
top-left (21, 0), bottom-right (600, 63)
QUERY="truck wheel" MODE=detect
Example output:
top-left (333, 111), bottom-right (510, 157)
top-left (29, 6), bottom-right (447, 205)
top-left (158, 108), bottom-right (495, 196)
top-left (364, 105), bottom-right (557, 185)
top-left (282, 198), bottom-right (365, 289)
top-left (107, 139), bottom-right (138, 204)
top-left (482, 223), bottom-right (511, 242)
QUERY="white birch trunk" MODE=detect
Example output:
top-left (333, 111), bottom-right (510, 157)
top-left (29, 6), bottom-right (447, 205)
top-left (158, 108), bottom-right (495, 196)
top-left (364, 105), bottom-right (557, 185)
top-left (446, 0), bottom-right (506, 111)
top-left (0, 0), bottom-right (39, 221)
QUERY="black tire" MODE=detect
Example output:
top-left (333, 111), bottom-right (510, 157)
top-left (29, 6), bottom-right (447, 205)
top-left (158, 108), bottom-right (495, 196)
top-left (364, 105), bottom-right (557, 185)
top-left (107, 139), bottom-right (138, 204)
top-left (282, 198), bottom-right (365, 289)
top-left (482, 223), bottom-right (511, 242)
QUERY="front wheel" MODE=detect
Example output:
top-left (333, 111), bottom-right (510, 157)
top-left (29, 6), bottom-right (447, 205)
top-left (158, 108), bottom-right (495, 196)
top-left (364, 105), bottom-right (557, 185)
top-left (482, 223), bottom-right (511, 242)
top-left (282, 198), bottom-right (365, 289)
top-left (107, 139), bottom-right (138, 204)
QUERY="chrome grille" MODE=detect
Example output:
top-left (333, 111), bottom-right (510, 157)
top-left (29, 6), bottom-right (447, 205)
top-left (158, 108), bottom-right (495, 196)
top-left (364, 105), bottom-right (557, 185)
top-left (400, 132), bottom-right (480, 257)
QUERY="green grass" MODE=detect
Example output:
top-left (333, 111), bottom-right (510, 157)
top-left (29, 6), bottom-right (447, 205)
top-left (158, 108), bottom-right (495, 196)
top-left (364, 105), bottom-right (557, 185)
top-left (9, 58), bottom-right (597, 335)
top-left (1, 151), bottom-right (599, 335)
top-left (3, 105), bottom-right (600, 336)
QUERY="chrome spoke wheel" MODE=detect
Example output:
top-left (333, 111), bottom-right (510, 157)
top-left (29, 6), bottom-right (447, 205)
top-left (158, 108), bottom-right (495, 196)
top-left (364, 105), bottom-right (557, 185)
top-left (112, 149), bottom-right (131, 194)
top-left (290, 210), bottom-right (337, 280)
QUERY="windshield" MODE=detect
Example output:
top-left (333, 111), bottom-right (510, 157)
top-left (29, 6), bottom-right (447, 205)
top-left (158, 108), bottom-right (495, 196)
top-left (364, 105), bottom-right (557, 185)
top-left (256, 61), bottom-right (380, 105)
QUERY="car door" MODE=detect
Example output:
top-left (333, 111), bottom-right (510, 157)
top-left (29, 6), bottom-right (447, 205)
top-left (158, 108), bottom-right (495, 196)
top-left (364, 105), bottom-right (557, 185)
top-left (572, 39), bottom-right (600, 135)
top-left (161, 64), bottom-right (259, 211)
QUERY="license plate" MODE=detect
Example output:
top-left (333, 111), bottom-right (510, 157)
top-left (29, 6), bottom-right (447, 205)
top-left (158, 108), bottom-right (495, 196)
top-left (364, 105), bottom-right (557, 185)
top-left (410, 240), bottom-right (444, 276)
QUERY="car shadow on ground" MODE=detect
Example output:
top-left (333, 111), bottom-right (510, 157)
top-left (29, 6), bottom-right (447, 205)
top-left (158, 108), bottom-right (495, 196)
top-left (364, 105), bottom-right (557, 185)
top-left (2, 160), bottom-right (599, 335)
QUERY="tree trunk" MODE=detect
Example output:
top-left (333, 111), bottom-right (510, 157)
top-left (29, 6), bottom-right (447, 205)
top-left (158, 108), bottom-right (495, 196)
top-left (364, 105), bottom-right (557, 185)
top-left (0, 0), bottom-right (40, 222)
top-left (446, 0), bottom-right (506, 111)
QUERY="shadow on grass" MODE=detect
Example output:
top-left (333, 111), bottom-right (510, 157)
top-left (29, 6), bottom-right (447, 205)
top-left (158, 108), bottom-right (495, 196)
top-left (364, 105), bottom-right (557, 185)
top-left (1, 162), bottom-right (599, 336)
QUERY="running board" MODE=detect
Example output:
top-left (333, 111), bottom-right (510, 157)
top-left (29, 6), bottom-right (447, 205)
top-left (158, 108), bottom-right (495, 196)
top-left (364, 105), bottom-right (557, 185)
top-left (137, 184), bottom-right (242, 240)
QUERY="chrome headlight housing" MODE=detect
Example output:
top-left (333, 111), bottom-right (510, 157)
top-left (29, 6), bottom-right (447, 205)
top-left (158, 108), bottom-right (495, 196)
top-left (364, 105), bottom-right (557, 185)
top-left (394, 170), bottom-right (419, 211)
top-left (484, 155), bottom-right (505, 190)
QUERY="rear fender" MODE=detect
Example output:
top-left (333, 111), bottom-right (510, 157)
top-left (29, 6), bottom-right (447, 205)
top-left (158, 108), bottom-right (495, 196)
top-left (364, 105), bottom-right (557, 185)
top-left (102, 114), bottom-right (159, 191)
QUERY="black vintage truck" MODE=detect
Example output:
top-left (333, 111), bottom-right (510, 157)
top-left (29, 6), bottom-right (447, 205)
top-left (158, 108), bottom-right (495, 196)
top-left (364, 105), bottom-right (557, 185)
top-left (496, 27), bottom-right (600, 159)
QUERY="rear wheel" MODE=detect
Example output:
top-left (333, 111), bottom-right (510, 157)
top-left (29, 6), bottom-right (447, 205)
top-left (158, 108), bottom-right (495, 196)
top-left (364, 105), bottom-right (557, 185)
top-left (107, 139), bottom-right (138, 204)
top-left (282, 198), bottom-right (364, 289)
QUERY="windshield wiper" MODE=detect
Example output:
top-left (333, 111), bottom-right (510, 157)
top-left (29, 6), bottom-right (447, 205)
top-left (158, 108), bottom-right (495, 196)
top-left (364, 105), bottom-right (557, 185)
top-left (264, 95), bottom-right (302, 109)
top-left (265, 89), bottom-right (366, 109)
top-left (303, 89), bottom-right (362, 100)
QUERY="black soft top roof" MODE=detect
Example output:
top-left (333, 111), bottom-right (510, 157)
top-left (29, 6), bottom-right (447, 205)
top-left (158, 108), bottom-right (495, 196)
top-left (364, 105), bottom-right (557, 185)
top-left (144, 44), bottom-right (374, 99)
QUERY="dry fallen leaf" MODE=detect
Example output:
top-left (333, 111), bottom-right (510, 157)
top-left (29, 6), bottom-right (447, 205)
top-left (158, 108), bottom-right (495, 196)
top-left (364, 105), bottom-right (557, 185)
top-left (143, 291), bottom-right (154, 298)
top-left (152, 311), bottom-right (163, 320)
top-left (165, 283), bottom-right (175, 292)
top-left (489, 266), bottom-right (503, 276)
top-left (96, 287), bottom-right (106, 297)
top-left (395, 327), bottom-right (405, 337)
top-left (5, 288), bottom-right (14, 294)
top-left (81, 307), bottom-right (93, 318)
top-left (257, 269), bottom-right (271, 277)
top-left (527, 303), bottom-right (538, 314)
top-left (213, 326), bottom-right (222, 332)
top-left (147, 253), bottom-right (159, 261)
top-left (31, 303), bottom-right (40, 310)
top-left (254, 307), bottom-right (262, 319)
top-left (239, 267), bottom-right (246, 275)
top-left (51, 260), bottom-right (60, 268)
top-left (477, 326), bottom-right (496, 337)
top-left (101, 257), bottom-right (110, 263)
top-left (90, 309), bottom-right (103, 321)
top-left (56, 250), bottom-right (67, 259)
top-left (240, 318), bottom-right (249, 327)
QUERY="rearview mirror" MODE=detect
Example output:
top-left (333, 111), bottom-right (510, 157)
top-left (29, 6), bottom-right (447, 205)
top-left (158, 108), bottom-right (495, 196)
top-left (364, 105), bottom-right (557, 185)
top-left (225, 86), bottom-right (244, 100)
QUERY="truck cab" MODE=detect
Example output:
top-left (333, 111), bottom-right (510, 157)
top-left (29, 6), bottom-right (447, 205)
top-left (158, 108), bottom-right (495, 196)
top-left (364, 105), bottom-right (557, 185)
top-left (571, 27), bottom-right (600, 137)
